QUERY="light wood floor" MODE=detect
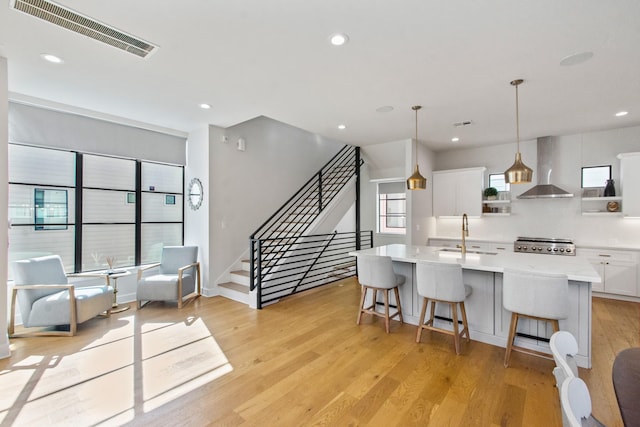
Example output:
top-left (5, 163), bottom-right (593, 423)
top-left (1, 279), bottom-right (638, 426)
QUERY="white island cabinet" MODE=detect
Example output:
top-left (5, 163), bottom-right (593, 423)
top-left (349, 244), bottom-right (601, 368)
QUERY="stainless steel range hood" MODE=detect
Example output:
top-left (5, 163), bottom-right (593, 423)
top-left (517, 137), bottom-right (574, 199)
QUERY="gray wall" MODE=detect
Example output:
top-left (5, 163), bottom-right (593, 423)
top-left (209, 116), bottom-right (345, 285)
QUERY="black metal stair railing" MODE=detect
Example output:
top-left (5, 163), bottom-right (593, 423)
top-left (249, 145), bottom-right (367, 308)
top-left (251, 231), bottom-right (373, 308)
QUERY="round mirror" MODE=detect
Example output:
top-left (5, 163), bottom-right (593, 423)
top-left (187, 178), bottom-right (203, 210)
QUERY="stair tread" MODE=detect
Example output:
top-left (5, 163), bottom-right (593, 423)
top-left (219, 282), bottom-right (250, 294)
top-left (231, 270), bottom-right (250, 277)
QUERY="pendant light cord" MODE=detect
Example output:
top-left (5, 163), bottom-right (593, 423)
top-left (515, 82), bottom-right (520, 152)
top-left (415, 106), bottom-right (418, 166)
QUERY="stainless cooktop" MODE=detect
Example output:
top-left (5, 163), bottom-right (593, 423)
top-left (513, 237), bottom-right (576, 256)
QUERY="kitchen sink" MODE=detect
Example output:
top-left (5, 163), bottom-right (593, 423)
top-left (438, 248), bottom-right (498, 255)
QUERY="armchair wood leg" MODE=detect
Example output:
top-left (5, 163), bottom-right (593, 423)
top-left (8, 289), bottom-right (18, 337)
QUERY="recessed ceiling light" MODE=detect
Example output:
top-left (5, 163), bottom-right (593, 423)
top-left (615, 111), bottom-right (628, 117)
top-left (376, 106), bottom-right (394, 113)
top-left (338, 124), bottom-right (347, 130)
top-left (451, 137), bottom-right (460, 142)
top-left (40, 53), bottom-right (63, 64)
top-left (560, 51), bottom-right (594, 66)
top-left (199, 103), bottom-right (211, 109)
top-left (329, 33), bottom-right (349, 46)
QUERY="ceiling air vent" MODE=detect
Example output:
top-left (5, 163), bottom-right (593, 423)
top-left (10, 0), bottom-right (157, 58)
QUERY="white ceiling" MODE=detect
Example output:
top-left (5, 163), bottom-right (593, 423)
top-left (1, 0), bottom-right (639, 151)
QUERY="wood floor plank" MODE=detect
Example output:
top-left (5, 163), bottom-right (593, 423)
top-left (1, 279), bottom-right (636, 426)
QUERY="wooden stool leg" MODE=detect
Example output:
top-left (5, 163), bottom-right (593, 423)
top-left (383, 289), bottom-right (390, 333)
top-left (459, 302), bottom-right (470, 342)
top-left (393, 286), bottom-right (403, 324)
top-left (428, 300), bottom-right (436, 326)
top-left (504, 312), bottom-right (519, 367)
top-left (451, 302), bottom-right (461, 355)
top-left (416, 296), bottom-right (428, 343)
top-left (357, 286), bottom-right (367, 325)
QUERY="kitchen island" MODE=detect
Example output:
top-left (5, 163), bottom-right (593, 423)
top-left (349, 244), bottom-right (602, 368)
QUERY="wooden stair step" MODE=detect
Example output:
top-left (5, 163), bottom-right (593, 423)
top-left (230, 270), bottom-right (249, 277)
top-left (218, 282), bottom-right (250, 294)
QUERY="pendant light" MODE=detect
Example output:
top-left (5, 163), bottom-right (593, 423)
top-left (504, 79), bottom-right (533, 184)
top-left (406, 105), bottom-right (427, 190)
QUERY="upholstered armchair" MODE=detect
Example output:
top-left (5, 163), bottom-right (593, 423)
top-left (9, 255), bottom-right (114, 337)
top-left (136, 246), bottom-right (201, 309)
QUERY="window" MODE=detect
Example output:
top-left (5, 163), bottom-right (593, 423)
top-left (581, 165), bottom-right (611, 188)
top-left (378, 182), bottom-right (406, 235)
top-left (8, 143), bottom-right (184, 275)
top-left (34, 188), bottom-right (68, 230)
top-left (489, 173), bottom-right (510, 192)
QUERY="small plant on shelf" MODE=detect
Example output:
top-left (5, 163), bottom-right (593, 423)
top-left (483, 187), bottom-right (498, 200)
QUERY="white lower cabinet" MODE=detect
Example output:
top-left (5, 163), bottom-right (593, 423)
top-left (580, 248), bottom-right (638, 297)
top-left (427, 238), bottom-right (511, 254)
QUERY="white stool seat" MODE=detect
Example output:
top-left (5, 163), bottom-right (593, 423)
top-left (415, 261), bottom-right (471, 355)
top-left (503, 268), bottom-right (569, 367)
top-left (356, 254), bottom-right (405, 333)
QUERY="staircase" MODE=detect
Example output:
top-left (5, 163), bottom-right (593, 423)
top-left (218, 259), bottom-right (251, 305)
top-left (216, 145), bottom-right (368, 308)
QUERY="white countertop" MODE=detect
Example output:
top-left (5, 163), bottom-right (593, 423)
top-left (428, 235), bottom-right (640, 252)
top-left (350, 244), bottom-right (602, 283)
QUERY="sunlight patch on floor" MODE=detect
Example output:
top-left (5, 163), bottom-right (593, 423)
top-left (1, 316), bottom-right (232, 426)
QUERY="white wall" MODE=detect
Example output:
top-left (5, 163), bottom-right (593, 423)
top-left (360, 139), bottom-right (435, 248)
top-left (209, 116), bottom-right (345, 286)
top-left (184, 126), bottom-right (211, 293)
top-left (433, 127), bottom-right (640, 246)
top-left (409, 139), bottom-right (435, 246)
top-left (1, 57), bottom-right (10, 359)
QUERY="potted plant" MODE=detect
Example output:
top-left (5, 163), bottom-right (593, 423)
top-left (484, 187), bottom-right (498, 200)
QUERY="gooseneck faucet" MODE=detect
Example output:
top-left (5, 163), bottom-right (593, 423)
top-left (461, 213), bottom-right (469, 255)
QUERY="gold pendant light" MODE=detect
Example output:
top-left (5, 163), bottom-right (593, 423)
top-left (406, 105), bottom-right (427, 190)
top-left (504, 79), bottom-right (533, 184)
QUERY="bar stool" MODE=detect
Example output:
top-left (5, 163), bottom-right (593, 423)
top-left (550, 330), bottom-right (580, 388)
top-left (415, 261), bottom-right (471, 355)
top-left (503, 268), bottom-right (569, 367)
top-left (356, 254), bottom-right (405, 333)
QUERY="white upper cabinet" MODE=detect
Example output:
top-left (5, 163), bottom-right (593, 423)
top-left (619, 152), bottom-right (640, 217)
top-left (432, 167), bottom-right (485, 217)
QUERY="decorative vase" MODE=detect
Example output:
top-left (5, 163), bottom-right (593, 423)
top-left (604, 179), bottom-right (616, 197)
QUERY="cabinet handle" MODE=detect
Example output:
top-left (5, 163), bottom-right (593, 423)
top-left (496, 247), bottom-right (506, 250)
top-left (598, 254), bottom-right (611, 258)
top-left (471, 245), bottom-right (481, 249)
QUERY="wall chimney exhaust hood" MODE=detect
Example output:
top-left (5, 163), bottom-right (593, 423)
top-left (517, 137), bottom-right (574, 199)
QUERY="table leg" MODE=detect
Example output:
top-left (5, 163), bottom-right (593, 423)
top-left (107, 276), bottom-right (130, 313)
